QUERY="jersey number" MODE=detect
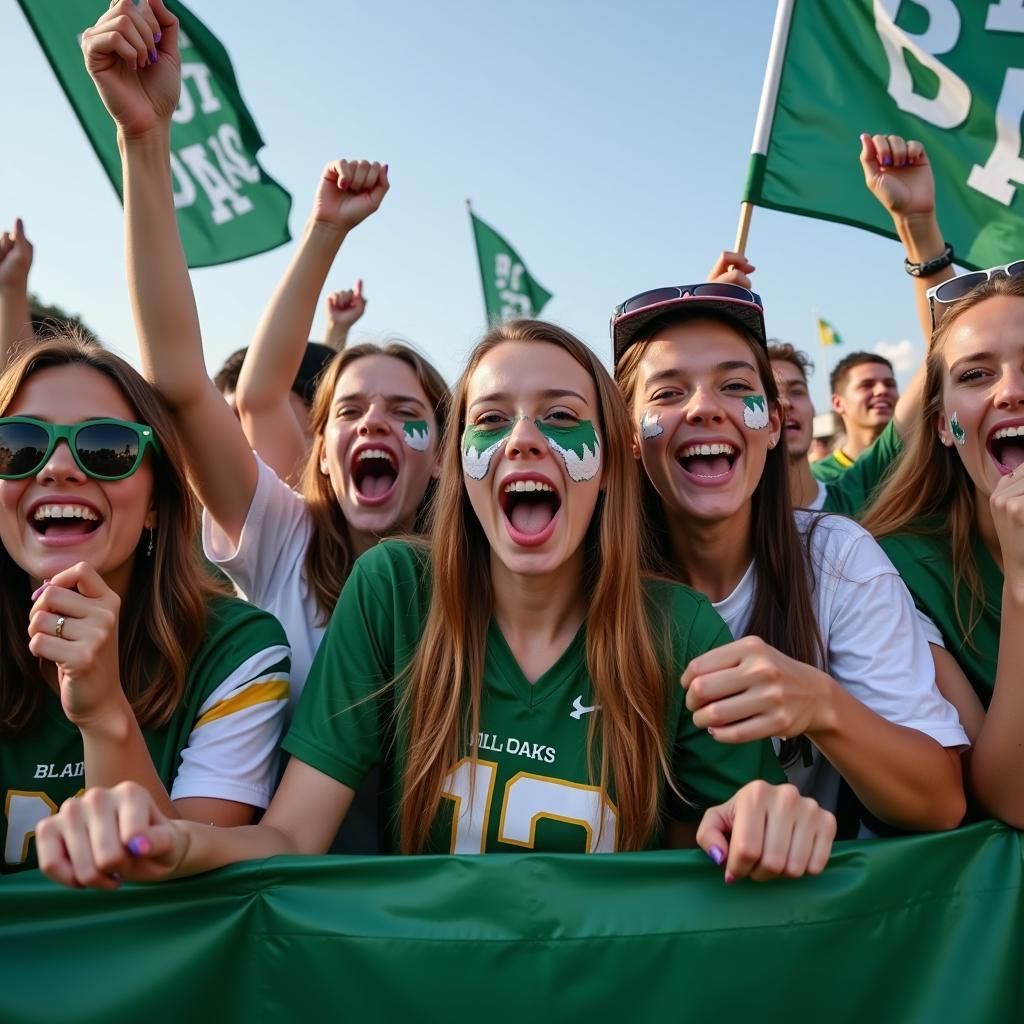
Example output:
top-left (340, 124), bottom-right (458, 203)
top-left (5, 790), bottom-right (60, 865)
top-left (440, 758), bottom-right (618, 854)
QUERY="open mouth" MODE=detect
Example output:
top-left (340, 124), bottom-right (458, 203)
top-left (351, 447), bottom-right (399, 503)
top-left (500, 478), bottom-right (561, 545)
top-left (989, 426), bottom-right (1024, 473)
top-left (30, 503), bottom-right (103, 539)
top-left (676, 442), bottom-right (737, 481)
top-left (784, 418), bottom-right (802, 433)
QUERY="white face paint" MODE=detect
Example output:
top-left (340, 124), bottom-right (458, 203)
top-left (742, 395), bottom-right (769, 430)
top-left (640, 409), bottom-right (663, 440)
top-left (950, 411), bottom-right (966, 446)
top-left (402, 419), bottom-right (431, 452)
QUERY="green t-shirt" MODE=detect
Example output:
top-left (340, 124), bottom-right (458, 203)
top-left (878, 527), bottom-right (1002, 705)
top-left (811, 447), bottom-right (855, 483)
top-left (2, 597), bottom-right (290, 873)
top-left (820, 420), bottom-right (902, 518)
top-left (284, 541), bottom-right (783, 854)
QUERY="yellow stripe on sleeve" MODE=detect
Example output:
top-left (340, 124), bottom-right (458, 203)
top-left (194, 677), bottom-right (290, 729)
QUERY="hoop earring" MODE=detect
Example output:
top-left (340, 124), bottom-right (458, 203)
top-left (146, 527), bottom-right (155, 557)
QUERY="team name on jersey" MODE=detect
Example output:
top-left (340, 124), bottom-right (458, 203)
top-left (477, 732), bottom-right (556, 764)
top-left (34, 761), bottom-right (85, 780)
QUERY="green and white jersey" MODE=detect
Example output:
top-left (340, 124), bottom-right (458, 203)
top-left (809, 421), bottom-right (903, 519)
top-left (284, 541), bottom-right (783, 855)
top-left (879, 526), bottom-right (1002, 705)
top-left (2, 597), bottom-right (290, 874)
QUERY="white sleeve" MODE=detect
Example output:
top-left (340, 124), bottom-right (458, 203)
top-left (202, 454), bottom-right (312, 606)
top-left (917, 609), bottom-right (946, 648)
top-left (822, 529), bottom-right (969, 749)
top-left (169, 644), bottom-right (290, 807)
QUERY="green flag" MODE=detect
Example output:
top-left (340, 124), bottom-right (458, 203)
top-left (469, 209), bottom-right (552, 322)
top-left (817, 315), bottom-right (843, 347)
top-left (743, 0), bottom-right (1024, 271)
top-left (16, 0), bottom-right (291, 268)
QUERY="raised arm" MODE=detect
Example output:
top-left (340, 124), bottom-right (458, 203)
top-left (324, 279), bottom-right (367, 351)
top-left (0, 218), bottom-right (35, 366)
top-left (235, 163), bottom-right (388, 484)
top-left (83, 0), bottom-right (257, 545)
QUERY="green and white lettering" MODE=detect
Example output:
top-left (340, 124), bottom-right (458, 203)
top-left (640, 410), bottom-right (663, 440)
top-left (402, 419), bottom-right (430, 452)
top-left (742, 395), bottom-right (769, 430)
top-left (462, 424), bottom-right (511, 479)
top-left (951, 411), bottom-right (967, 446)
top-left (537, 420), bottom-right (601, 482)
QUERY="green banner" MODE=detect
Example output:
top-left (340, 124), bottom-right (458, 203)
top-left (744, 0), bottom-right (1024, 270)
top-left (16, 0), bottom-right (291, 268)
top-left (469, 210), bottom-right (552, 322)
top-left (1, 821), bottom-right (1021, 1023)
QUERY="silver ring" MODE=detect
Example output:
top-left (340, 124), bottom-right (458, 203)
top-left (54, 615), bottom-right (66, 639)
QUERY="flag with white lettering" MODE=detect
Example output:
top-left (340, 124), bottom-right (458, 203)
top-left (743, 0), bottom-right (1024, 270)
top-left (16, 0), bottom-right (291, 268)
top-left (469, 209), bottom-right (552, 322)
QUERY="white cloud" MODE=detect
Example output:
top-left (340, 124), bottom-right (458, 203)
top-left (873, 339), bottom-right (916, 376)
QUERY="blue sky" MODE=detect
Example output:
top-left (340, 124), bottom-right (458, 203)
top-left (1, 1), bottom-right (929, 411)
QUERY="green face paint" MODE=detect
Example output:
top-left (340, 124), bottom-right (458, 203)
top-left (640, 410), bottom-right (663, 440)
top-left (951, 411), bottom-right (966, 446)
top-left (462, 423), bottom-right (512, 479)
top-left (536, 419), bottom-right (601, 482)
top-left (742, 395), bottom-right (769, 430)
top-left (402, 420), bottom-right (430, 452)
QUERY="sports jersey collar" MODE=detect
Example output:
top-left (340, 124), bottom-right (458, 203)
top-left (485, 620), bottom-right (588, 708)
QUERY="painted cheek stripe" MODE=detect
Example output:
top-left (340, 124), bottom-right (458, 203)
top-left (742, 395), bottom-right (769, 430)
top-left (462, 424), bottom-right (511, 479)
top-left (640, 410), bottom-right (664, 440)
top-left (950, 412), bottom-right (966, 446)
top-left (402, 419), bottom-right (430, 452)
top-left (537, 419), bottom-right (601, 482)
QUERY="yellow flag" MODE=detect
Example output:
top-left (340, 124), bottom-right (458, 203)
top-left (817, 316), bottom-right (842, 347)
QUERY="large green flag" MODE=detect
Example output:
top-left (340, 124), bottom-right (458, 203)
top-left (469, 208), bottom-right (552, 322)
top-left (743, 0), bottom-right (1024, 270)
top-left (16, 0), bottom-right (291, 268)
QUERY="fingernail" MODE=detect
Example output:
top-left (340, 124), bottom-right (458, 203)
top-left (707, 727), bottom-right (715, 737)
top-left (149, 49), bottom-right (159, 63)
top-left (127, 835), bottom-right (151, 857)
top-left (383, 163), bottom-right (389, 173)
top-left (882, 155), bottom-right (892, 166)
top-left (724, 871), bottom-right (736, 885)
top-left (709, 846), bottom-right (724, 866)
top-left (31, 579), bottom-right (51, 601)
top-left (896, 160), bottom-right (905, 168)
top-left (153, 30), bottom-right (162, 43)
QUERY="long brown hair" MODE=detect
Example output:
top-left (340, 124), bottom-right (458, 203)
top-left (299, 342), bottom-right (450, 624)
top-left (398, 319), bottom-right (670, 853)
top-left (0, 335), bottom-right (226, 734)
top-left (615, 310), bottom-right (825, 763)
top-left (862, 273), bottom-right (1024, 641)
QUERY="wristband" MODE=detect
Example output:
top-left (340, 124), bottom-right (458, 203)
top-left (904, 243), bottom-right (954, 278)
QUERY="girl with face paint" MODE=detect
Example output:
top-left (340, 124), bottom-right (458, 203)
top-left (38, 320), bottom-right (838, 888)
top-left (615, 291), bottom-right (967, 837)
top-left (864, 272), bottom-right (1024, 828)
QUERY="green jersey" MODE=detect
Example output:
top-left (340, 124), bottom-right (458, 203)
top-left (2, 597), bottom-right (290, 873)
top-left (819, 421), bottom-right (902, 518)
top-left (879, 527), bottom-right (1002, 704)
top-left (284, 541), bottom-right (782, 854)
top-left (811, 446), bottom-right (855, 483)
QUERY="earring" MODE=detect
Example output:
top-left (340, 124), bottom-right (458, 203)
top-left (146, 527), bottom-right (155, 557)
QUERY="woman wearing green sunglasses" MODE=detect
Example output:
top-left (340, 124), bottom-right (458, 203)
top-left (0, 337), bottom-right (291, 875)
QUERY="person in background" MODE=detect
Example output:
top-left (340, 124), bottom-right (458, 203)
top-left (323, 279), bottom-right (367, 351)
top-left (0, 218), bottom-right (35, 367)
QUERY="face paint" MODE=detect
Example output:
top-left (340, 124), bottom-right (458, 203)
top-left (742, 395), bottom-right (769, 430)
top-left (950, 411), bottom-right (966, 446)
top-left (640, 409), bottom-right (663, 440)
top-left (462, 423), bottom-right (512, 479)
top-left (536, 419), bottom-right (601, 482)
top-left (402, 419), bottom-right (430, 452)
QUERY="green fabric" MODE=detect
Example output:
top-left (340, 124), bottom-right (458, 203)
top-left (879, 527), bottom-right (1002, 704)
top-left (284, 541), bottom-right (782, 853)
top-left (744, 0), bottom-right (1024, 270)
top-left (16, 0), bottom-right (291, 268)
top-left (469, 211), bottom-right (552, 322)
top-left (0, 821), bottom-right (1020, 1023)
top-left (1, 597), bottom-right (288, 873)
top-left (811, 449), bottom-right (852, 483)
top-left (821, 419), bottom-right (903, 517)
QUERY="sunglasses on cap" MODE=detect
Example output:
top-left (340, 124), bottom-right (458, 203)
top-left (0, 417), bottom-right (162, 481)
top-left (611, 283), bottom-right (766, 363)
top-left (927, 260), bottom-right (1024, 330)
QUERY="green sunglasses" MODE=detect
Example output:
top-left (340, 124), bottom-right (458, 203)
top-left (0, 417), bottom-right (162, 481)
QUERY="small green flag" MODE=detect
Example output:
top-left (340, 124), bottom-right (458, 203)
top-left (743, 0), bottom-right (1024, 271)
top-left (469, 210), bottom-right (552, 322)
top-left (817, 316), bottom-right (842, 347)
top-left (16, 0), bottom-right (291, 268)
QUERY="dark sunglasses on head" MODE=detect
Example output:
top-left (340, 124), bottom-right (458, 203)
top-left (927, 260), bottom-right (1024, 330)
top-left (0, 417), bottom-right (162, 480)
top-left (612, 283), bottom-right (763, 320)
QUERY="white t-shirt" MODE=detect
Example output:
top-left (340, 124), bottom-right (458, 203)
top-left (712, 511), bottom-right (968, 814)
top-left (203, 455), bottom-right (325, 718)
top-left (808, 479), bottom-right (828, 511)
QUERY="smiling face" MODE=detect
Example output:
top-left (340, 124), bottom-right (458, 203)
top-left (0, 363), bottom-right (156, 589)
top-left (461, 340), bottom-right (603, 577)
top-left (833, 360), bottom-right (898, 432)
top-left (936, 294), bottom-right (1024, 499)
top-left (318, 354), bottom-right (440, 538)
top-left (629, 319), bottom-right (782, 524)
top-left (771, 358), bottom-right (815, 461)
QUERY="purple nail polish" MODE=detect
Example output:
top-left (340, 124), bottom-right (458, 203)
top-left (709, 845), bottom-right (725, 866)
top-left (149, 49), bottom-right (159, 63)
top-left (882, 155), bottom-right (892, 167)
top-left (154, 30), bottom-right (162, 44)
top-left (127, 835), bottom-right (151, 857)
